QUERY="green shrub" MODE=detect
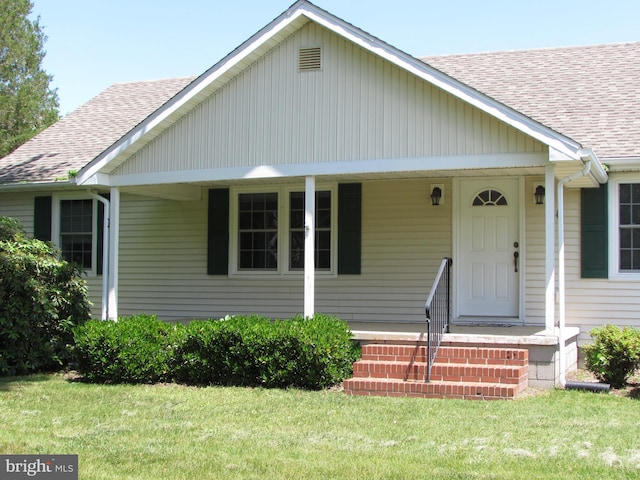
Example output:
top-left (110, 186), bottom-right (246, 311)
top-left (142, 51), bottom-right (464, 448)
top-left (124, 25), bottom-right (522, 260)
top-left (73, 314), bottom-right (185, 383)
top-left (175, 314), bottom-right (360, 390)
top-left (0, 216), bottom-right (91, 376)
top-left (583, 324), bottom-right (640, 388)
top-left (74, 313), bottom-right (360, 389)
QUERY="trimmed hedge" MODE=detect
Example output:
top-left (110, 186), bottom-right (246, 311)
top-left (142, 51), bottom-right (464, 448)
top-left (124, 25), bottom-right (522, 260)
top-left (73, 314), bottom-right (183, 384)
top-left (73, 314), bottom-right (360, 390)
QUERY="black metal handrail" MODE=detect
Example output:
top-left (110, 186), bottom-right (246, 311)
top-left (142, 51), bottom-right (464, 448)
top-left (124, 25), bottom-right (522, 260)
top-left (424, 257), bottom-right (453, 382)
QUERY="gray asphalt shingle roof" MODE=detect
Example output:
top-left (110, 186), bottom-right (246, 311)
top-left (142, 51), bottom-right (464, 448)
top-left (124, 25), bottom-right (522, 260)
top-left (1, 41), bottom-right (637, 185)
top-left (0, 77), bottom-right (195, 184)
top-left (423, 42), bottom-right (640, 160)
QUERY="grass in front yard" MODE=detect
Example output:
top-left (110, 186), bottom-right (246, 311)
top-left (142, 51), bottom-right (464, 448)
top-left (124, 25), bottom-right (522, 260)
top-left (1, 374), bottom-right (639, 479)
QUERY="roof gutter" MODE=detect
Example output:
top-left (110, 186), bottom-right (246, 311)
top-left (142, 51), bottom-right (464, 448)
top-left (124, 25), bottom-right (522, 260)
top-left (578, 147), bottom-right (608, 184)
top-left (0, 181), bottom-right (76, 192)
top-left (556, 153), bottom-right (594, 387)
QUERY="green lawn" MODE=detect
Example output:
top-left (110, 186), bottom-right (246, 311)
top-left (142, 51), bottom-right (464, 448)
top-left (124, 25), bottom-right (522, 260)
top-left (1, 374), bottom-right (639, 479)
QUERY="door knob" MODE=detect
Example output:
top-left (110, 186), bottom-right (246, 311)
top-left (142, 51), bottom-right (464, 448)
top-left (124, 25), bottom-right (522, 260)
top-left (513, 251), bottom-right (519, 272)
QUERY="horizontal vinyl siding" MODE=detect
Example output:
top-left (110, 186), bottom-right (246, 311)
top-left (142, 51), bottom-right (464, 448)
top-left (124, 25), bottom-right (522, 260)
top-left (115, 180), bottom-right (452, 322)
top-left (523, 178), bottom-right (546, 325)
top-left (0, 191), bottom-right (37, 234)
top-left (113, 23), bottom-right (543, 177)
top-left (563, 189), bottom-right (640, 343)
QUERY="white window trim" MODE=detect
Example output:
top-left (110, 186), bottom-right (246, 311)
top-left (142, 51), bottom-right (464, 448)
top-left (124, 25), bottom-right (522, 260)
top-left (51, 193), bottom-right (98, 277)
top-left (229, 184), bottom-right (337, 277)
top-left (608, 173), bottom-right (640, 280)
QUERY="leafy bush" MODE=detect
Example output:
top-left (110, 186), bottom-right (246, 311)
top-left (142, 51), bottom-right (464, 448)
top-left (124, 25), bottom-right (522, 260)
top-left (175, 314), bottom-right (360, 389)
top-left (74, 313), bottom-right (360, 389)
top-left (73, 314), bottom-right (185, 383)
top-left (0, 216), bottom-right (91, 376)
top-left (583, 324), bottom-right (640, 388)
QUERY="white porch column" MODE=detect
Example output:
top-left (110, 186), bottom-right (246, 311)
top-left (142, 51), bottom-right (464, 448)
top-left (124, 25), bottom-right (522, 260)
top-left (544, 164), bottom-right (556, 332)
top-left (304, 176), bottom-right (315, 318)
top-left (108, 187), bottom-right (120, 320)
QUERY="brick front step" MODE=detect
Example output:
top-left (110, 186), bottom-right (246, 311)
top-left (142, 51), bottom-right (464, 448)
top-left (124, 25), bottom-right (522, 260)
top-left (343, 344), bottom-right (529, 400)
top-left (360, 344), bottom-right (528, 366)
top-left (352, 360), bottom-right (527, 384)
top-left (343, 377), bottom-right (520, 400)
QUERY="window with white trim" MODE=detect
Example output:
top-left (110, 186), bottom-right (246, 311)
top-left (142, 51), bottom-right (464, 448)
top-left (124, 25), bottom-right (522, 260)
top-left (618, 183), bottom-right (640, 271)
top-left (231, 187), bottom-right (335, 275)
top-left (238, 192), bottom-right (279, 271)
top-left (60, 199), bottom-right (93, 268)
top-left (52, 196), bottom-right (98, 273)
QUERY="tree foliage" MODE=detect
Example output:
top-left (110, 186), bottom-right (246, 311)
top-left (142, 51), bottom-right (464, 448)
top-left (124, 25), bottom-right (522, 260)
top-left (0, 0), bottom-right (59, 158)
top-left (0, 216), bottom-right (91, 376)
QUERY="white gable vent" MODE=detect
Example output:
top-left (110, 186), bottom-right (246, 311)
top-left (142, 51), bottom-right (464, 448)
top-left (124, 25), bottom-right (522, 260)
top-left (298, 46), bottom-right (322, 72)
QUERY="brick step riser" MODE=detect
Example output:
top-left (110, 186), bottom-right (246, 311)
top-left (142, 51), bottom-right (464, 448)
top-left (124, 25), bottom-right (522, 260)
top-left (343, 378), bottom-right (519, 400)
top-left (352, 361), bottom-right (527, 384)
top-left (360, 346), bottom-right (527, 366)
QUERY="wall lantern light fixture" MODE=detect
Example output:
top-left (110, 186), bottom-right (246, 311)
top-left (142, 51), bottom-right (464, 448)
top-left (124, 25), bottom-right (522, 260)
top-left (534, 185), bottom-right (545, 205)
top-left (430, 185), bottom-right (443, 206)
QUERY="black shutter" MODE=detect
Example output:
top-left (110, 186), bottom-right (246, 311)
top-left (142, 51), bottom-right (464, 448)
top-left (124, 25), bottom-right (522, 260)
top-left (581, 184), bottom-right (608, 278)
top-left (338, 183), bottom-right (362, 275)
top-left (207, 188), bottom-right (230, 275)
top-left (33, 196), bottom-right (52, 241)
top-left (96, 194), bottom-right (110, 275)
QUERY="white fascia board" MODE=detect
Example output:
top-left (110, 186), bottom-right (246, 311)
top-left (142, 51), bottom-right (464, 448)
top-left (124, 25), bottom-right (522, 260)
top-left (105, 152), bottom-right (547, 187)
top-left (603, 157), bottom-right (640, 172)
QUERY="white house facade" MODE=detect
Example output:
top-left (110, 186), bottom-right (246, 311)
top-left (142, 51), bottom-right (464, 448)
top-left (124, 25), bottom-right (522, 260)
top-left (1, 1), bottom-right (638, 389)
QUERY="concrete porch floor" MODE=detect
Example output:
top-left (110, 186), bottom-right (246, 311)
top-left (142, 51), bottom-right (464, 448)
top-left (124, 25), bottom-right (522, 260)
top-left (348, 321), bottom-right (565, 346)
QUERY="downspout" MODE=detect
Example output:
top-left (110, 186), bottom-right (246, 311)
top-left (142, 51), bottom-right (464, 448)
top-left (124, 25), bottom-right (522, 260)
top-left (556, 151), bottom-right (593, 387)
top-left (89, 192), bottom-right (110, 320)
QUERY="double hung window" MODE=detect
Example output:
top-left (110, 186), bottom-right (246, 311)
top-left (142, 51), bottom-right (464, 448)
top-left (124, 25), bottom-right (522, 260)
top-left (233, 188), bottom-right (334, 274)
top-left (618, 183), bottom-right (640, 272)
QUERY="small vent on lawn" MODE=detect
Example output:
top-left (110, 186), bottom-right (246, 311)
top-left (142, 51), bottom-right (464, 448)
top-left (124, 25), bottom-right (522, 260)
top-left (299, 46), bottom-right (322, 72)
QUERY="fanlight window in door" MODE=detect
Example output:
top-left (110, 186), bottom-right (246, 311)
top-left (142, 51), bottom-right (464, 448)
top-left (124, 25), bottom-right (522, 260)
top-left (472, 189), bottom-right (508, 206)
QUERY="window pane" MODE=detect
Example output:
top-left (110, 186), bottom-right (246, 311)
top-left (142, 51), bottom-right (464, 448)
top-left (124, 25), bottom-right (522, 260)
top-left (620, 204), bottom-right (631, 225)
top-left (290, 231), bottom-right (304, 269)
top-left (633, 204), bottom-right (640, 225)
top-left (621, 249), bottom-right (631, 270)
top-left (620, 229), bottom-right (631, 248)
top-left (620, 184), bottom-right (631, 203)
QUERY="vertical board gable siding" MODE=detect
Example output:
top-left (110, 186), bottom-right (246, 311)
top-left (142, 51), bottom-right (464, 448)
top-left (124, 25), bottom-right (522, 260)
top-left (112, 23), bottom-right (543, 177)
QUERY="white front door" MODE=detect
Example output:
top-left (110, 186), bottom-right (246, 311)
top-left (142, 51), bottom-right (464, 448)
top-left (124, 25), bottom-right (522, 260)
top-left (458, 178), bottom-right (520, 318)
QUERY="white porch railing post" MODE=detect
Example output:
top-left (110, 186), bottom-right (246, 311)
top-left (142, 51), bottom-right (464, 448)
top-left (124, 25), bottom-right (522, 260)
top-left (304, 176), bottom-right (315, 318)
top-left (544, 164), bottom-right (555, 332)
